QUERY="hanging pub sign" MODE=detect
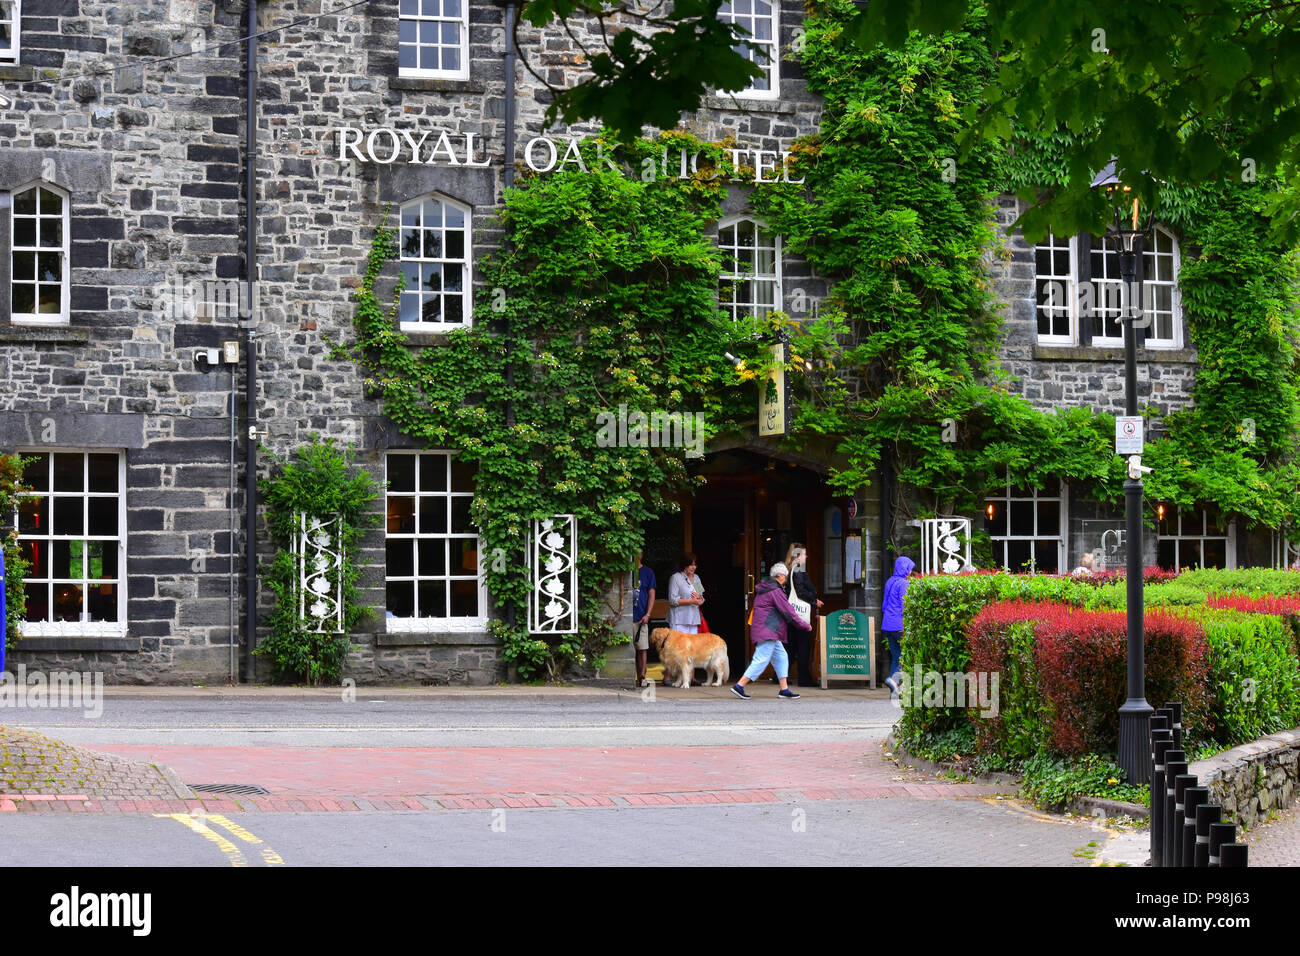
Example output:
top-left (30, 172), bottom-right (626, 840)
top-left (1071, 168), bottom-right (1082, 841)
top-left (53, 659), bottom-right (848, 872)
top-left (758, 340), bottom-right (789, 438)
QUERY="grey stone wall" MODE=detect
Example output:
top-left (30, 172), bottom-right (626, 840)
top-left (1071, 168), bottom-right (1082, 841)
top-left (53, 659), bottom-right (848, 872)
top-left (1191, 728), bottom-right (1300, 831)
top-left (989, 194), bottom-right (1198, 418)
top-left (2, 0), bottom-right (830, 683)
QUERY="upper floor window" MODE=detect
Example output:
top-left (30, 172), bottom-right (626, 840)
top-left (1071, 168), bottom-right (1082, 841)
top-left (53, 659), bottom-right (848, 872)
top-left (0, 1), bottom-right (19, 65)
top-left (718, 216), bottom-right (781, 320)
top-left (1034, 232), bottom-right (1076, 345)
top-left (14, 450), bottom-right (127, 637)
top-left (399, 194), bottom-right (471, 329)
top-left (1086, 234), bottom-right (1126, 346)
top-left (398, 0), bottom-right (469, 80)
top-left (1142, 225), bottom-right (1181, 347)
top-left (718, 0), bottom-right (779, 98)
top-left (9, 182), bottom-right (70, 326)
top-left (1034, 223), bottom-right (1182, 348)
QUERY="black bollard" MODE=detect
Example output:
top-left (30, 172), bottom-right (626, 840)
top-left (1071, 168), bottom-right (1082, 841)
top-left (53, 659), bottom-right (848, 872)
top-left (1172, 774), bottom-right (1198, 868)
top-left (1208, 822), bottom-right (1236, 867)
top-left (1194, 804), bottom-right (1222, 867)
top-left (1163, 755), bottom-right (1187, 869)
top-left (1165, 701), bottom-right (1183, 750)
top-left (1181, 787), bottom-right (1208, 869)
top-left (1219, 843), bottom-right (1248, 867)
top-left (1151, 731), bottom-right (1173, 867)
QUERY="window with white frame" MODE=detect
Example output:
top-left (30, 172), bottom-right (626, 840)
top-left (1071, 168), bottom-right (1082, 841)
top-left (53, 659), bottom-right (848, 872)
top-left (1087, 234), bottom-right (1127, 346)
top-left (398, 0), bottom-right (469, 79)
top-left (718, 217), bottom-right (781, 320)
top-left (1143, 225), bottom-right (1180, 347)
top-left (1085, 225), bottom-right (1182, 348)
top-left (385, 451), bottom-right (486, 628)
top-left (983, 474), bottom-right (1066, 573)
top-left (399, 194), bottom-right (470, 328)
top-left (1157, 504), bottom-right (1232, 570)
top-left (0, 1), bottom-right (19, 64)
top-left (1034, 232), bottom-right (1076, 344)
top-left (14, 451), bottom-right (127, 635)
top-left (717, 0), bottom-right (779, 98)
top-left (0, 0), bottom-right (18, 65)
top-left (10, 182), bottom-right (69, 325)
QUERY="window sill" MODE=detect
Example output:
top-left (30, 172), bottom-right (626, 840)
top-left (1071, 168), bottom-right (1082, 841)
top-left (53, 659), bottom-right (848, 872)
top-left (0, 64), bottom-right (36, 81)
top-left (377, 627), bottom-right (496, 647)
top-left (0, 323), bottom-right (88, 344)
top-left (700, 94), bottom-right (795, 114)
top-left (399, 324), bottom-right (470, 344)
top-left (1031, 344), bottom-right (1195, 364)
top-left (391, 76), bottom-right (483, 94)
top-left (14, 630), bottom-right (135, 652)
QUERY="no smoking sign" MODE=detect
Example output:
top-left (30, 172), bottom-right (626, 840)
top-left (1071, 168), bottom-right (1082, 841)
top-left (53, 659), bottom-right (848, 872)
top-left (1115, 416), bottom-right (1144, 454)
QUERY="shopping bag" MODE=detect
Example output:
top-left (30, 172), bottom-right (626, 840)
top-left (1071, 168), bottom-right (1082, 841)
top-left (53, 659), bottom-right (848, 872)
top-left (789, 593), bottom-right (812, 627)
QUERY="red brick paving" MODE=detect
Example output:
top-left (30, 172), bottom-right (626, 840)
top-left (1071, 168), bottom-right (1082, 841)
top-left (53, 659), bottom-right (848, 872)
top-left (1, 734), bottom-right (1016, 814)
top-left (0, 740), bottom-right (1010, 813)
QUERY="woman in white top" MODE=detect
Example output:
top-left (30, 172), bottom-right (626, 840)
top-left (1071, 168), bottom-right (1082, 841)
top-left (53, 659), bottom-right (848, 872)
top-left (667, 552), bottom-right (704, 633)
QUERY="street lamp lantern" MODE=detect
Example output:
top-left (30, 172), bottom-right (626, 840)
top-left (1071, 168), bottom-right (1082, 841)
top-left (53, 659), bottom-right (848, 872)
top-left (1091, 159), bottom-right (1157, 785)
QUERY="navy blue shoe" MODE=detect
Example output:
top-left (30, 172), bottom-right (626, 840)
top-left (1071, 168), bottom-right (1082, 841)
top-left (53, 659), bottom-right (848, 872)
top-left (731, 684), bottom-right (751, 699)
top-left (778, 689), bottom-right (801, 700)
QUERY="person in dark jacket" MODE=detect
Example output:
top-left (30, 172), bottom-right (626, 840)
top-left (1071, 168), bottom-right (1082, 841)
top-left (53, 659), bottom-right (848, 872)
top-left (732, 563), bottom-right (812, 700)
top-left (881, 555), bottom-right (915, 693)
top-left (782, 543), bottom-right (822, 687)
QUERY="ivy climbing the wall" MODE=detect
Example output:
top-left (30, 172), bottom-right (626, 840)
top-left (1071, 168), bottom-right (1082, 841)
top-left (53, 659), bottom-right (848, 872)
top-left (345, 135), bottom-right (757, 681)
top-left (1003, 133), bottom-right (1300, 532)
top-left (1, 453), bottom-right (31, 651)
top-left (257, 436), bottom-right (381, 684)
top-left (757, 0), bottom-right (1299, 542)
top-left (753, 0), bottom-right (1123, 529)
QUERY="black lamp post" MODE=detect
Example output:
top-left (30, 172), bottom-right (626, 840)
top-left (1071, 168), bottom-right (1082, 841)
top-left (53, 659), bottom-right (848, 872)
top-left (1091, 160), bottom-right (1156, 784)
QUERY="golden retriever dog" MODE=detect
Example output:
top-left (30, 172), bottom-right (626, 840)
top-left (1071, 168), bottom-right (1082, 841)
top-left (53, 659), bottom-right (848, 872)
top-left (650, 627), bottom-right (730, 688)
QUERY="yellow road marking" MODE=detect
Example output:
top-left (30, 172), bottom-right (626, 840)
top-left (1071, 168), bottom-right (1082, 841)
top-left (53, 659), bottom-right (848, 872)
top-left (203, 814), bottom-right (285, 865)
top-left (154, 813), bottom-right (286, 866)
top-left (154, 813), bottom-right (247, 867)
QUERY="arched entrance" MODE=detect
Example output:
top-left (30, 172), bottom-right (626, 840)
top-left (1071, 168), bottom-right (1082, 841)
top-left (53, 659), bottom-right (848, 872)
top-left (642, 448), bottom-right (855, 683)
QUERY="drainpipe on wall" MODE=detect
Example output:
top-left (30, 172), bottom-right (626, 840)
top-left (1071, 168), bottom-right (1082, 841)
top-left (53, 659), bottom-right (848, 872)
top-left (500, 0), bottom-right (519, 630)
top-left (244, 0), bottom-right (259, 681)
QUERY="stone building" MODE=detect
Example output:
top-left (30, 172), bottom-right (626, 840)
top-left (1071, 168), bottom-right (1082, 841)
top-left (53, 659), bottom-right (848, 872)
top-left (0, 0), bottom-right (1292, 685)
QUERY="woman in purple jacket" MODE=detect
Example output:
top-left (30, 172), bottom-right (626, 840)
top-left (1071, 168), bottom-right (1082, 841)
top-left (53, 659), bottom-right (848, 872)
top-left (881, 556), bottom-right (915, 693)
top-left (732, 563), bottom-right (813, 700)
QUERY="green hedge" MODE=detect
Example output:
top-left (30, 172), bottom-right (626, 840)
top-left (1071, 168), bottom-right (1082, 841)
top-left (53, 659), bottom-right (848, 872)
top-left (899, 569), bottom-right (1300, 757)
top-left (1175, 607), bottom-right (1300, 746)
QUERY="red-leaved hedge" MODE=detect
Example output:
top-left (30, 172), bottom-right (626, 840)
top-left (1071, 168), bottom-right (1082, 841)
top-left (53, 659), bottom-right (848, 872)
top-left (964, 601), bottom-right (1210, 757)
top-left (1032, 606), bottom-right (1209, 755)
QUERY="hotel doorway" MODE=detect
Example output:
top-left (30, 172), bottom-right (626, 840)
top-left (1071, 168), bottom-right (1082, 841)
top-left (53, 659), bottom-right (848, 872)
top-left (642, 450), bottom-right (847, 683)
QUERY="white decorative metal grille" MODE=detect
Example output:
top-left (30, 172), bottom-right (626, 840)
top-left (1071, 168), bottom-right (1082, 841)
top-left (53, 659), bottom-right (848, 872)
top-left (529, 514), bottom-right (577, 634)
top-left (295, 513), bottom-right (344, 634)
top-left (1273, 531), bottom-right (1300, 570)
top-left (921, 517), bottom-right (972, 575)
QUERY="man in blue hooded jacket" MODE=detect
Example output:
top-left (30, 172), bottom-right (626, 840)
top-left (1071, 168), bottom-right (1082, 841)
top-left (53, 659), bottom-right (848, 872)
top-left (881, 555), bottom-right (914, 693)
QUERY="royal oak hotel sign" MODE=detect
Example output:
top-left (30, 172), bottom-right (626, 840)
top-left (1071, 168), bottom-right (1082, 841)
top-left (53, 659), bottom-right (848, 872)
top-left (334, 127), bottom-right (805, 184)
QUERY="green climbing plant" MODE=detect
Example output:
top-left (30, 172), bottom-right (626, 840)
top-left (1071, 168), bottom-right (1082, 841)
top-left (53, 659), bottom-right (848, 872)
top-left (343, 134), bottom-right (764, 680)
top-left (0, 453), bottom-right (32, 651)
top-left (256, 436), bottom-right (381, 684)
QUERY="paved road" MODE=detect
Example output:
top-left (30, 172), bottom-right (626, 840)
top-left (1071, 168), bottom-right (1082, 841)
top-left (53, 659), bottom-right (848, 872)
top-left (0, 798), bottom-right (1104, 866)
top-left (11, 687), bottom-right (1290, 867)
